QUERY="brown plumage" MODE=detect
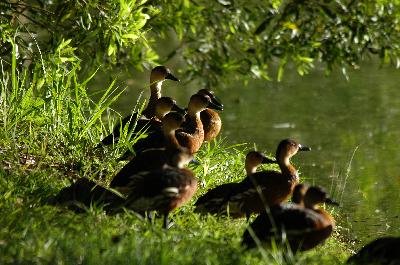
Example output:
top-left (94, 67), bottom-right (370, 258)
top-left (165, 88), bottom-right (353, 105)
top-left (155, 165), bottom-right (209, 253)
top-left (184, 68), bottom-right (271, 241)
top-left (175, 93), bottom-right (223, 154)
top-left (110, 112), bottom-right (188, 193)
top-left (97, 66), bottom-right (179, 147)
top-left (51, 178), bottom-right (125, 213)
top-left (347, 237), bottom-right (400, 265)
top-left (194, 151), bottom-right (277, 218)
top-left (117, 97), bottom-right (185, 160)
top-left (196, 89), bottom-right (224, 142)
top-left (194, 139), bottom-right (310, 218)
top-left (121, 150), bottom-right (196, 228)
top-left (242, 185), bottom-right (338, 252)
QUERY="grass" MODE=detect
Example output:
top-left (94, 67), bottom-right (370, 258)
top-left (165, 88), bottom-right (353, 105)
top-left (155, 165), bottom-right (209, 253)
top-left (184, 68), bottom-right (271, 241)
top-left (0, 41), bottom-right (352, 264)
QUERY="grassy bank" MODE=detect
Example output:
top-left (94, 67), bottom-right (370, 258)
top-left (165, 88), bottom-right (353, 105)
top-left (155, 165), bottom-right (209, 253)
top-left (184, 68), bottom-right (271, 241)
top-left (0, 42), bottom-right (352, 264)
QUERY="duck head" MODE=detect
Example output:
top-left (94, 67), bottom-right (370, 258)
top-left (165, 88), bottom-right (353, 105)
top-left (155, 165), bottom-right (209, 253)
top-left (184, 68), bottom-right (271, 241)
top-left (155, 97), bottom-right (186, 120)
top-left (245, 151), bottom-right (276, 175)
top-left (187, 94), bottom-right (223, 116)
top-left (196, 89), bottom-right (224, 111)
top-left (150, 66), bottom-right (179, 86)
top-left (168, 147), bottom-right (194, 168)
top-left (162, 112), bottom-right (185, 134)
top-left (303, 186), bottom-right (339, 210)
top-left (275, 139), bottom-right (311, 165)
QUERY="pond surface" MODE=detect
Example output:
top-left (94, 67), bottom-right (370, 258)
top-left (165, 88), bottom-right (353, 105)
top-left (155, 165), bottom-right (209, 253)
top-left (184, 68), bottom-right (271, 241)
top-left (97, 62), bottom-right (400, 247)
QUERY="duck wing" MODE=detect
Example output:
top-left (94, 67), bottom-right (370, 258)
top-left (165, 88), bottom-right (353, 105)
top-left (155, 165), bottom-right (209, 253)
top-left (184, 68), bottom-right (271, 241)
top-left (194, 182), bottom-right (242, 214)
top-left (124, 168), bottom-right (196, 213)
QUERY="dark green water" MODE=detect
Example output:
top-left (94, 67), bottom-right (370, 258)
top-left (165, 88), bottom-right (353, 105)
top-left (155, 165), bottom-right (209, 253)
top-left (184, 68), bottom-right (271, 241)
top-left (96, 62), bottom-right (400, 246)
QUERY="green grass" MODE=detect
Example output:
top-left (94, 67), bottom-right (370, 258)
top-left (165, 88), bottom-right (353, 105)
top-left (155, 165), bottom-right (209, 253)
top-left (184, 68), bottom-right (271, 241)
top-left (0, 41), bottom-right (352, 264)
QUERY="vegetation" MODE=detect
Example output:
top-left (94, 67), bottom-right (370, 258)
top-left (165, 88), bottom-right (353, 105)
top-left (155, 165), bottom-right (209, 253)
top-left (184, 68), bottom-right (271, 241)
top-left (1, 0), bottom-right (397, 264)
top-left (1, 0), bottom-right (400, 84)
top-left (0, 40), bottom-right (353, 263)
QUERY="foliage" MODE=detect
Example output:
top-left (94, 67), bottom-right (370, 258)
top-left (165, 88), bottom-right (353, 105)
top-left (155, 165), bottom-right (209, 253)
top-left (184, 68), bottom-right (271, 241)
top-left (0, 39), bottom-right (134, 182)
top-left (1, 0), bottom-right (400, 84)
top-left (155, 0), bottom-right (400, 83)
top-left (0, 0), bottom-right (158, 71)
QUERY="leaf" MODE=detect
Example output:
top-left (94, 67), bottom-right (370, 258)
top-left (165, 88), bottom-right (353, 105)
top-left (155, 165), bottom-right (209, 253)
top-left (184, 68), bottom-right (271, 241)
top-left (108, 43), bottom-right (117, 56)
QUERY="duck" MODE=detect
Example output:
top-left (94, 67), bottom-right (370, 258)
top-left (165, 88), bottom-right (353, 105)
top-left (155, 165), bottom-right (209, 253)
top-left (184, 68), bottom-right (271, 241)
top-left (117, 97), bottom-right (185, 160)
top-left (291, 183), bottom-right (308, 205)
top-left (51, 178), bottom-right (125, 213)
top-left (137, 96), bottom-right (186, 134)
top-left (175, 93), bottom-right (223, 154)
top-left (120, 148), bottom-right (197, 229)
top-left (242, 184), bottom-right (338, 252)
top-left (347, 237), bottom-right (400, 265)
top-left (120, 93), bottom-right (221, 158)
top-left (97, 66), bottom-right (179, 147)
top-left (194, 151), bottom-right (276, 217)
top-left (196, 89), bottom-right (224, 142)
top-left (194, 139), bottom-right (310, 218)
top-left (110, 112), bottom-right (188, 193)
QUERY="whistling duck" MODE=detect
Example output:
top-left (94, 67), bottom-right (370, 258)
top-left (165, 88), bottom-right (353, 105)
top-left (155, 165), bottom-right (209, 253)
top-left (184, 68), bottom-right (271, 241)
top-left (196, 89), bottom-right (224, 142)
top-left (121, 149), bottom-right (196, 228)
top-left (175, 93), bottom-right (223, 154)
top-left (347, 237), bottom-right (400, 265)
top-left (242, 185), bottom-right (338, 252)
top-left (194, 151), bottom-right (276, 217)
top-left (195, 139), bottom-right (310, 218)
top-left (51, 178), bottom-right (125, 213)
top-left (118, 97), bottom-right (185, 160)
top-left (291, 183), bottom-right (308, 205)
top-left (110, 112), bottom-right (187, 193)
top-left (120, 93), bottom-right (220, 157)
top-left (98, 66), bottom-right (179, 146)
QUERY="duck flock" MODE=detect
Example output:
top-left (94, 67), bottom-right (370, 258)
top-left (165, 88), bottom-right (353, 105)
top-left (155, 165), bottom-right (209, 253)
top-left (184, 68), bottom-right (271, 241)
top-left (53, 66), bottom-right (400, 264)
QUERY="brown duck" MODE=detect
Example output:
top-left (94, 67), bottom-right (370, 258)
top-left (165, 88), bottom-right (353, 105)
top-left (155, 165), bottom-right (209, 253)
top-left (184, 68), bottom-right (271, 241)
top-left (194, 139), bottom-right (310, 218)
top-left (110, 112), bottom-right (188, 194)
top-left (347, 237), bottom-right (400, 265)
top-left (196, 89), bottom-right (224, 142)
top-left (51, 178), bottom-right (125, 213)
top-left (121, 149), bottom-right (196, 228)
top-left (98, 66), bottom-right (179, 146)
top-left (175, 93), bottom-right (223, 154)
top-left (242, 184), bottom-right (338, 252)
top-left (194, 151), bottom-right (276, 217)
top-left (118, 97), bottom-right (185, 160)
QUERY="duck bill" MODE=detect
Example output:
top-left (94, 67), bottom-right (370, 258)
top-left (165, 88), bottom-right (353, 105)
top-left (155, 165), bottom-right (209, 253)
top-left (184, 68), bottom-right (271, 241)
top-left (171, 104), bottom-right (186, 115)
top-left (211, 96), bottom-right (224, 111)
top-left (165, 72), bottom-right (180, 82)
top-left (207, 101), bottom-right (224, 111)
top-left (299, 145), bottom-right (311, 151)
top-left (325, 198), bottom-right (339, 206)
top-left (189, 158), bottom-right (201, 165)
top-left (262, 156), bottom-right (277, 164)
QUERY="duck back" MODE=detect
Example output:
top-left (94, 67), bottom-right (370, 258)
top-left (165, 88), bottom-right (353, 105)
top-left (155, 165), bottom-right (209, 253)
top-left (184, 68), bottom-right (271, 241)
top-left (242, 204), bottom-right (332, 251)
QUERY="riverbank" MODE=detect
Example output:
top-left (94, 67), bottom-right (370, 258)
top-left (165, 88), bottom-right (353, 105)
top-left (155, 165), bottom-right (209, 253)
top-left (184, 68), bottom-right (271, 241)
top-left (0, 48), bottom-right (352, 264)
top-left (0, 140), bottom-right (352, 265)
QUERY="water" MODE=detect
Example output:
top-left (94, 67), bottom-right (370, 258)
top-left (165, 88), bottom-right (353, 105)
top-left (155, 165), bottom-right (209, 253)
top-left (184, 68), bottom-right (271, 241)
top-left (94, 62), bottom-right (400, 246)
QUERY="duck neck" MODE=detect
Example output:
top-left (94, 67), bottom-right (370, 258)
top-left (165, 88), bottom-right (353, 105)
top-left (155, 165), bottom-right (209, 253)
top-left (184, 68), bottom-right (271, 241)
top-left (144, 81), bottom-right (163, 118)
top-left (164, 128), bottom-right (181, 149)
top-left (245, 164), bottom-right (258, 175)
top-left (278, 156), bottom-right (298, 180)
top-left (187, 109), bottom-right (203, 129)
top-left (187, 107), bottom-right (201, 117)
